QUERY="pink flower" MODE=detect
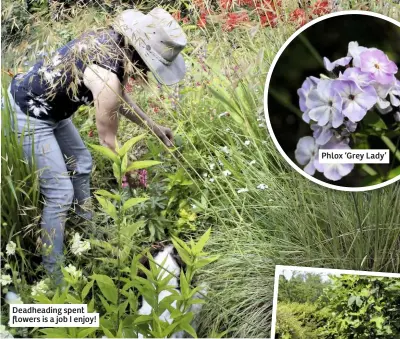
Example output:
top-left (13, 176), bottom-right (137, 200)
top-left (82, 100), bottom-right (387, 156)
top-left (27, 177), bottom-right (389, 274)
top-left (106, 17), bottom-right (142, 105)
top-left (122, 175), bottom-right (129, 188)
top-left (360, 49), bottom-right (398, 85)
top-left (138, 169), bottom-right (148, 188)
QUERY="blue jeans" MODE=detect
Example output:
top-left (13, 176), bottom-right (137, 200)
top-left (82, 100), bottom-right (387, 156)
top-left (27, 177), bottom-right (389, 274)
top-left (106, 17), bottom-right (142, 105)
top-left (7, 86), bottom-right (92, 280)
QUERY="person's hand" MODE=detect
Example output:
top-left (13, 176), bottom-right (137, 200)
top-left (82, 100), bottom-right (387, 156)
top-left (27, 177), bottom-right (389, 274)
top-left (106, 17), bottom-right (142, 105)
top-left (154, 124), bottom-right (174, 147)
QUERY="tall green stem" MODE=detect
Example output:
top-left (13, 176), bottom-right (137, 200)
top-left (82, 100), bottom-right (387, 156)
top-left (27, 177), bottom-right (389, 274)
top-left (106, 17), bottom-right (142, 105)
top-left (381, 136), bottom-right (400, 162)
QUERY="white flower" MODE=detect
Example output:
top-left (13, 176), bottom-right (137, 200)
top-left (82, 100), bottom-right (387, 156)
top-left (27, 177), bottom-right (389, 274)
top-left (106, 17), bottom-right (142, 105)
top-left (222, 170), bottom-right (231, 176)
top-left (209, 178), bottom-right (215, 183)
top-left (221, 146), bottom-right (230, 154)
top-left (0, 325), bottom-right (13, 339)
top-left (5, 291), bottom-right (23, 304)
top-left (249, 160), bottom-right (256, 166)
top-left (218, 160), bottom-right (224, 167)
top-left (31, 280), bottom-right (49, 297)
top-left (6, 241), bottom-right (16, 256)
top-left (257, 184), bottom-right (268, 190)
top-left (209, 163), bottom-right (215, 170)
top-left (269, 199), bottom-right (274, 202)
top-left (258, 123), bottom-right (265, 127)
top-left (237, 188), bottom-right (249, 194)
top-left (0, 275), bottom-right (12, 286)
top-left (4, 264), bottom-right (11, 270)
top-left (219, 112), bottom-right (229, 118)
top-left (225, 128), bottom-right (231, 132)
top-left (191, 204), bottom-right (197, 209)
top-left (244, 140), bottom-right (251, 146)
top-left (70, 233), bottom-right (91, 256)
top-left (203, 172), bottom-right (208, 178)
top-left (64, 264), bottom-right (82, 278)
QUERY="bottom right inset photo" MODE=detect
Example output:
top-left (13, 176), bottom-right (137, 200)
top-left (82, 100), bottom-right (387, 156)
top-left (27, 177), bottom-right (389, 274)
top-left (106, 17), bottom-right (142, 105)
top-left (271, 265), bottom-right (400, 339)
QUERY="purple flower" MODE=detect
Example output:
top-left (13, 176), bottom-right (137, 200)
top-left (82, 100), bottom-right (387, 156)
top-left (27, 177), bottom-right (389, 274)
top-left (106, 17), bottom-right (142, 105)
top-left (311, 123), bottom-right (334, 145)
top-left (298, 76), bottom-right (319, 123)
top-left (332, 79), bottom-right (377, 122)
top-left (323, 56), bottom-right (352, 72)
top-left (307, 80), bottom-right (344, 128)
top-left (317, 138), bottom-right (354, 181)
top-left (347, 41), bottom-right (367, 68)
top-left (360, 49), bottom-right (398, 85)
top-left (339, 67), bottom-right (375, 87)
top-left (372, 81), bottom-right (394, 113)
top-left (295, 136), bottom-right (320, 175)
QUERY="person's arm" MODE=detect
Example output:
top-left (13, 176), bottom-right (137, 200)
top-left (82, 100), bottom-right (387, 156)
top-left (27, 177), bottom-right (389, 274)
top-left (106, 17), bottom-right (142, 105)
top-left (119, 91), bottom-right (174, 147)
top-left (83, 64), bottom-right (121, 154)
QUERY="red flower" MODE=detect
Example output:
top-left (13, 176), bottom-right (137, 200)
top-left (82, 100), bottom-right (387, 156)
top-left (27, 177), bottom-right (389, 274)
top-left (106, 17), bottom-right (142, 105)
top-left (290, 8), bottom-right (307, 27)
top-left (219, 0), bottom-right (234, 10)
top-left (88, 130), bottom-right (94, 138)
top-left (223, 12), bottom-right (250, 31)
top-left (260, 11), bottom-right (278, 27)
top-left (311, 0), bottom-right (330, 16)
top-left (172, 10), bottom-right (181, 21)
top-left (182, 16), bottom-right (190, 24)
top-left (197, 11), bottom-right (207, 28)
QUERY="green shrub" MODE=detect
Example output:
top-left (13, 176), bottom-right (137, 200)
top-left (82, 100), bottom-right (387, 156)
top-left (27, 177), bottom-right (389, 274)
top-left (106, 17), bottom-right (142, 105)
top-left (276, 302), bottom-right (326, 339)
top-left (318, 275), bottom-right (400, 338)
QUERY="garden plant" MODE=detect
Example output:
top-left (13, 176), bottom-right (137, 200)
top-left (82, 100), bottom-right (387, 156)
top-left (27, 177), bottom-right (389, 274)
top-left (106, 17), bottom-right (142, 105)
top-left (1, 0), bottom-right (400, 338)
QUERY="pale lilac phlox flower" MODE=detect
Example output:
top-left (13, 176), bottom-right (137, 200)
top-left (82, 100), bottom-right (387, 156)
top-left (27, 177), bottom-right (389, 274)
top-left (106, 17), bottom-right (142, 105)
top-left (298, 77), bottom-right (320, 123)
top-left (347, 41), bottom-right (367, 68)
top-left (339, 67), bottom-right (375, 87)
top-left (307, 80), bottom-right (344, 128)
top-left (360, 48), bottom-right (398, 85)
top-left (323, 56), bottom-right (352, 72)
top-left (317, 137), bottom-right (354, 181)
top-left (311, 123), bottom-right (334, 145)
top-left (295, 136), bottom-right (321, 175)
top-left (332, 79), bottom-right (377, 122)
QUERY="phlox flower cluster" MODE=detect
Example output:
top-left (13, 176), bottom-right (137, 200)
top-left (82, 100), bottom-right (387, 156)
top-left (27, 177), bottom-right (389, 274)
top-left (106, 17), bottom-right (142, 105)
top-left (295, 41), bottom-right (399, 181)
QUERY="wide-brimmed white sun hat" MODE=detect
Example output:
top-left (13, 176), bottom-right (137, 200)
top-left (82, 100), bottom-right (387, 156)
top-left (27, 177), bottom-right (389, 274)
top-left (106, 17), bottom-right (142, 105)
top-left (113, 7), bottom-right (187, 86)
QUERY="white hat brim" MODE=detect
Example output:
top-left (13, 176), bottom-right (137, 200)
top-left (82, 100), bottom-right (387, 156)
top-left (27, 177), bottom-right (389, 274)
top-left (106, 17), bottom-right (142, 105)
top-left (134, 44), bottom-right (186, 86)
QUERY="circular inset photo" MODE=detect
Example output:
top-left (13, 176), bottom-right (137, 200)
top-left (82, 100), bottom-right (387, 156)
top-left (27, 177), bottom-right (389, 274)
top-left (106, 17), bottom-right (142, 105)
top-left (265, 11), bottom-right (400, 191)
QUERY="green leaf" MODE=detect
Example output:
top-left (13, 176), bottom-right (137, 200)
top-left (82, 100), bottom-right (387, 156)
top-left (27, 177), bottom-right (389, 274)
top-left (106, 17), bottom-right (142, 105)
top-left (93, 274), bottom-right (118, 304)
top-left (121, 154), bottom-right (128, 175)
top-left (112, 162), bottom-right (121, 181)
top-left (118, 134), bottom-right (146, 157)
top-left (194, 228), bottom-right (211, 253)
top-left (122, 197), bottom-right (149, 212)
top-left (126, 160), bottom-right (162, 171)
top-left (101, 326), bottom-right (115, 338)
top-left (171, 238), bottom-right (193, 265)
top-left (193, 255), bottom-right (219, 270)
top-left (133, 315), bottom-right (153, 324)
top-left (94, 189), bottom-right (121, 201)
top-left (77, 328), bottom-right (97, 338)
top-left (121, 220), bottom-right (145, 241)
top-left (81, 280), bottom-right (94, 300)
top-left (89, 144), bottom-right (120, 164)
top-left (180, 270), bottom-right (190, 298)
top-left (95, 196), bottom-right (118, 220)
top-left (348, 295), bottom-right (356, 307)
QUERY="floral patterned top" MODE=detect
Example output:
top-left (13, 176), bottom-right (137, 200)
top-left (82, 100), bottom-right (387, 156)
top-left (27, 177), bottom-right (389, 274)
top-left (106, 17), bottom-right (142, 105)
top-left (9, 27), bottom-right (132, 122)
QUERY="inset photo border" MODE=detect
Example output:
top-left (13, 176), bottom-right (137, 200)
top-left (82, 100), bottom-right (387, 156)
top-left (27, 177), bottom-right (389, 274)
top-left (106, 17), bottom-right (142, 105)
top-left (271, 265), bottom-right (400, 339)
top-left (264, 11), bottom-right (400, 192)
